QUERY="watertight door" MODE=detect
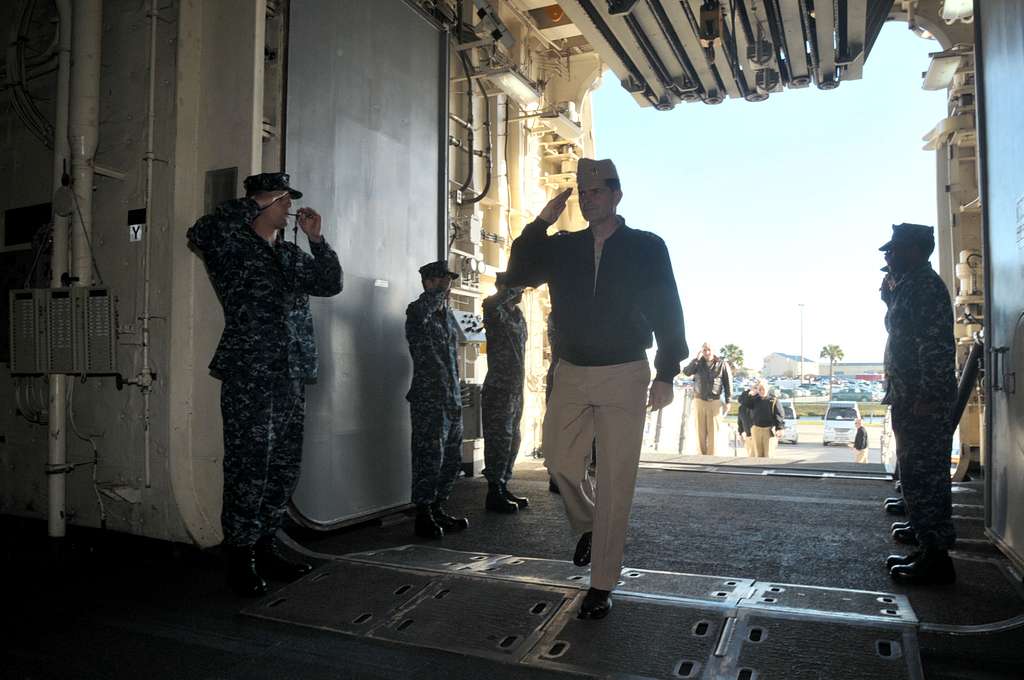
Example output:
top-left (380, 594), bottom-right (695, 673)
top-left (285, 0), bottom-right (447, 526)
top-left (978, 1), bottom-right (1024, 570)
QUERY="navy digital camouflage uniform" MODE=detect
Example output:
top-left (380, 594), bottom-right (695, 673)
top-left (481, 286), bottom-right (527, 485)
top-left (187, 185), bottom-right (343, 548)
top-left (882, 260), bottom-right (956, 550)
top-left (406, 274), bottom-right (463, 506)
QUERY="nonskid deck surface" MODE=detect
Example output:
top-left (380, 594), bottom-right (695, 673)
top-left (243, 545), bottom-right (924, 680)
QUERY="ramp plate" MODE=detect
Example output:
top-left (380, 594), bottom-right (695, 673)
top-left (243, 547), bottom-right (924, 679)
top-left (370, 574), bottom-right (571, 662)
top-left (242, 561), bottom-right (434, 634)
top-left (718, 609), bottom-right (921, 680)
top-left (745, 582), bottom-right (916, 623)
top-left (524, 597), bottom-right (727, 679)
top-left (344, 544), bottom-right (502, 573)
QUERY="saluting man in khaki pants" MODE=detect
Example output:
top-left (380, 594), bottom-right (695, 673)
top-left (682, 343), bottom-right (732, 454)
top-left (504, 159), bottom-right (687, 620)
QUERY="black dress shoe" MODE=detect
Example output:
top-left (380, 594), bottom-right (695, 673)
top-left (255, 536), bottom-right (313, 581)
top-left (226, 546), bottom-right (269, 596)
top-left (486, 484), bottom-right (519, 514)
top-left (891, 521), bottom-right (912, 532)
top-left (573, 532), bottom-right (592, 567)
top-left (885, 551), bottom-right (921, 570)
top-left (414, 505), bottom-right (444, 539)
top-left (548, 478), bottom-right (561, 494)
top-left (578, 588), bottom-right (612, 619)
top-left (500, 482), bottom-right (529, 509)
top-left (891, 526), bottom-right (919, 545)
top-left (885, 499), bottom-right (907, 515)
top-left (890, 547), bottom-right (956, 585)
top-left (431, 501), bottom-right (469, 532)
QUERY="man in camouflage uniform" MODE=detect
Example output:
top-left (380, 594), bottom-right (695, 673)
top-left (482, 272), bottom-right (529, 513)
top-left (878, 223), bottom-right (957, 585)
top-left (405, 260), bottom-right (469, 539)
top-left (187, 172), bottom-right (343, 596)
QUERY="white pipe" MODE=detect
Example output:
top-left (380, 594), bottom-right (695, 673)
top-left (140, 0), bottom-right (158, 488)
top-left (46, 0), bottom-right (73, 539)
top-left (69, 0), bottom-right (102, 286)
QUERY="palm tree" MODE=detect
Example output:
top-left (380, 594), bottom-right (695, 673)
top-left (719, 344), bottom-right (744, 370)
top-left (820, 344), bottom-right (845, 400)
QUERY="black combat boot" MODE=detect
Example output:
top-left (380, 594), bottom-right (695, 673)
top-left (500, 482), bottom-right (529, 509)
top-left (885, 550), bottom-right (921, 570)
top-left (414, 504), bottom-right (444, 539)
top-left (486, 483), bottom-right (519, 514)
top-left (889, 546), bottom-right (956, 585)
top-left (578, 587), bottom-right (612, 620)
top-left (255, 535), bottom-right (313, 581)
top-left (573, 531), bottom-right (592, 567)
top-left (431, 500), bottom-right (469, 533)
top-left (226, 545), bottom-right (268, 597)
top-left (885, 498), bottom-right (907, 515)
top-left (891, 525), bottom-right (919, 545)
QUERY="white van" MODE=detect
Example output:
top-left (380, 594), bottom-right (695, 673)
top-left (823, 401), bottom-right (860, 446)
top-left (779, 399), bottom-right (798, 444)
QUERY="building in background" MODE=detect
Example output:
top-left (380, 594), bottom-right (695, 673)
top-left (763, 353), bottom-right (821, 378)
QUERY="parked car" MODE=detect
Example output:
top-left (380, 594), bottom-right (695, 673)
top-left (824, 401), bottom-right (860, 445)
top-left (779, 399), bottom-right (798, 444)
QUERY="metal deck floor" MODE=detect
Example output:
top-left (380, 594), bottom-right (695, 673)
top-left (244, 546), bottom-right (924, 680)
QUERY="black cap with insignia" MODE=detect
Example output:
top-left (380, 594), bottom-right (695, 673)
top-left (243, 172), bottom-right (303, 199)
top-left (879, 222), bottom-right (933, 251)
top-left (418, 260), bottom-right (459, 280)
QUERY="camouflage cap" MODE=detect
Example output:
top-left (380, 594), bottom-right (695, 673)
top-left (879, 222), bottom-right (933, 251)
top-left (577, 158), bottom-right (619, 191)
top-left (243, 172), bottom-right (303, 199)
top-left (419, 260), bottom-right (459, 280)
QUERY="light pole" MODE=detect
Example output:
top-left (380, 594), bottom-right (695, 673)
top-left (798, 303), bottom-right (805, 380)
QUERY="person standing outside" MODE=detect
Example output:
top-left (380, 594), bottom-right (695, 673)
top-left (505, 158), bottom-right (687, 620)
top-left (481, 273), bottom-right (530, 514)
top-left (737, 380), bottom-right (784, 457)
top-left (879, 223), bottom-right (957, 585)
top-left (852, 417), bottom-right (869, 464)
top-left (682, 343), bottom-right (732, 455)
top-left (405, 261), bottom-right (470, 540)
top-left (186, 172), bottom-right (343, 596)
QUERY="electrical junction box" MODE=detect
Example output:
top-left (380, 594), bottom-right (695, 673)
top-left (8, 287), bottom-right (117, 375)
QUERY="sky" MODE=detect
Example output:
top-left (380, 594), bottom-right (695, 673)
top-left (590, 23), bottom-right (947, 370)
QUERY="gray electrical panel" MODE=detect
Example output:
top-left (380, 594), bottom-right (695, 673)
top-left (8, 287), bottom-right (117, 375)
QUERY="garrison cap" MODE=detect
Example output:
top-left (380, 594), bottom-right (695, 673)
top-left (419, 260), bottom-right (459, 280)
top-left (243, 172), bottom-right (303, 199)
top-left (577, 158), bottom-right (619, 191)
top-left (879, 223), bottom-right (934, 251)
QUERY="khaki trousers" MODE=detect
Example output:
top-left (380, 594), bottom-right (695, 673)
top-left (694, 398), bottom-right (721, 455)
top-left (742, 434), bottom-right (755, 455)
top-left (543, 360), bottom-right (650, 591)
top-left (750, 426), bottom-right (776, 458)
top-left (855, 448), bottom-right (869, 464)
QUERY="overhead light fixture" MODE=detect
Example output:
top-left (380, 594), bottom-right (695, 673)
top-left (482, 68), bottom-right (543, 108)
top-left (923, 49), bottom-right (964, 90)
top-left (941, 0), bottom-right (973, 22)
top-left (607, 0), bottom-right (640, 15)
top-left (540, 112), bottom-right (582, 141)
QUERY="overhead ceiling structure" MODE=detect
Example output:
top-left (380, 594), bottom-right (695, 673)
top-left (519, 1), bottom-right (896, 109)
